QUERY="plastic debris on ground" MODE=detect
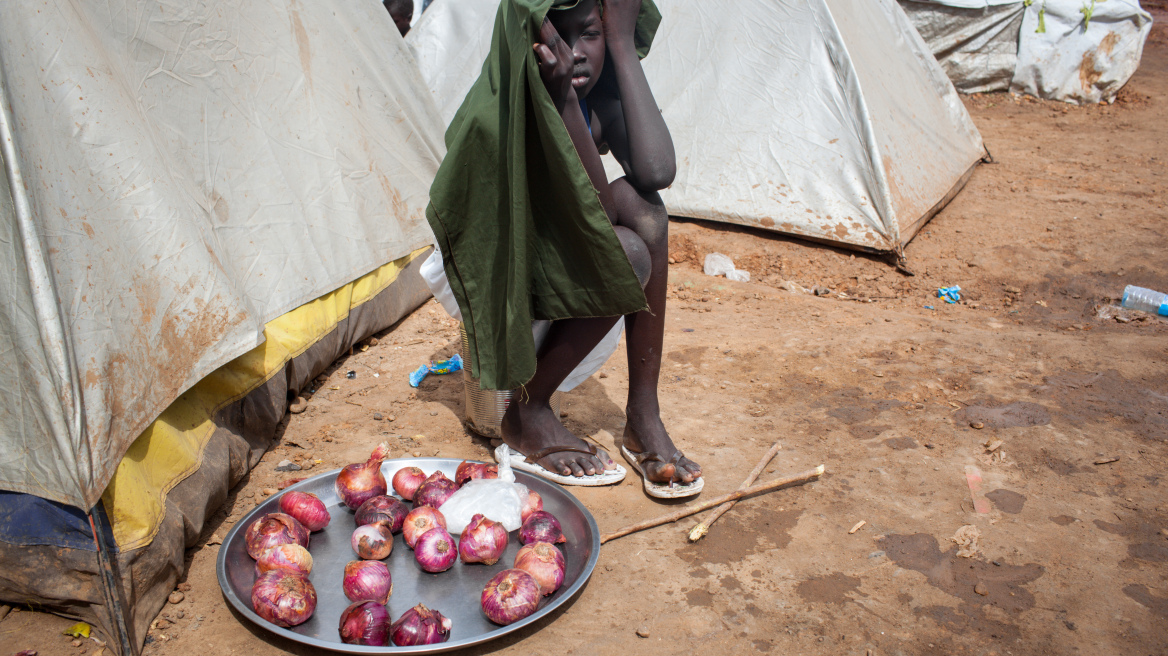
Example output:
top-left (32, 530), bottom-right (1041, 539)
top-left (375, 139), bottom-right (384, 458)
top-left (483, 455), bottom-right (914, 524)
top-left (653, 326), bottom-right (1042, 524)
top-left (63, 623), bottom-right (91, 638)
top-left (937, 285), bottom-right (961, 303)
top-left (703, 252), bottom-right (750, 282)
top-left (409, 353), bottom-right (463, 387)
top-left (924, 305), bottom-right (935, 310)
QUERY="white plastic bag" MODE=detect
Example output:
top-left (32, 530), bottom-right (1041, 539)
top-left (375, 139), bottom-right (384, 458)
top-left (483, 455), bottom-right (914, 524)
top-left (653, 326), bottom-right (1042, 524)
top-left (438, 447), bottom-right (529, 534)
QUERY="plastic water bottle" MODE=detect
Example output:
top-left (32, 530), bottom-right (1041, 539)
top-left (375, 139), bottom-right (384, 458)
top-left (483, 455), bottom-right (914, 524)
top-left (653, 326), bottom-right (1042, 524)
top-left (1121, 285), bottom-right (1168, 316)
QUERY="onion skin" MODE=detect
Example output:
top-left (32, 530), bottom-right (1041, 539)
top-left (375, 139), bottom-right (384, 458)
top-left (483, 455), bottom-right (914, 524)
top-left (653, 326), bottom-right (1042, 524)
top-left (459, 514), bottom-right (508, 566)
top-left (351, 523), bottom-right (394, 560)
top-left (403, 506), bottom-right (447, 549)
top-left (518, 511), bottom-right (566, 545)
top-left (414, 527), bottom-right (457, 573)
top-left (454, 461), bottom-right (499, 487)
top-left (481, 569), bottom-right (541, 625)
top-left (390, 604), bottom-right (452, 646)
top-left (252, 570), bottom-right (316, 627)
top-left (392, 466), bottom-right (426, 501)
top-left (520, 490), bottom-right (543, 524)
top-left (354, 495), bottom-right (408, 534)
top-left (514, 542), bottom-right (565, 596)
top-left (278, 491), bottom-right (331, 532)
top-left (245, 513), bottom-right (310, 559)
top-left (335, 443), bottom-right (390, 509)
top-left (255, 544), bottom-right (314, 577)
top-left (343, 560), bottom-right (393, 604)
top-left (338, 601), bottom-right (391, 646)
top-left (413, 471), bottom-right (458, 509)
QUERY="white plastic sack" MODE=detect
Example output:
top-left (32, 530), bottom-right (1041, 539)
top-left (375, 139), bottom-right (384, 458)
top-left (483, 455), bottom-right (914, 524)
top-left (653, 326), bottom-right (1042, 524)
top-left (438, 449), bottom-right (529, 533)
top-left (1011, 0), bottom-right (1152, 104)
top-left (704, 253), bottom-right (750, 282)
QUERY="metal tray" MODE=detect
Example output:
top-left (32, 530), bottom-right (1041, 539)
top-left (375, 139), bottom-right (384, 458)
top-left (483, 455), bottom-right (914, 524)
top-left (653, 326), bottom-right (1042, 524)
top-left (216, 458), bottom-right (600, 653)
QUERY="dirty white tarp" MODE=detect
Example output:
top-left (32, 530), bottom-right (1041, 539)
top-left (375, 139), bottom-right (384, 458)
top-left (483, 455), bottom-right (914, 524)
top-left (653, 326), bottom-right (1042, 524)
top-left (1011, 0), bottom-right (1153, 104)
top-left (0, 0), bottom-right (445, 509)
top-left (898, 0), bottom-right (1026, 93)
top-left (408, 0), bottom-right (985, 252)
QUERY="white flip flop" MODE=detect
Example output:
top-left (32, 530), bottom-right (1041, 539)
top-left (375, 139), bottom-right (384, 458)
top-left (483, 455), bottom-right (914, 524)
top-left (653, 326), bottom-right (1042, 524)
top-left (494, 444), bottom-right (626, 487)
top-left (620, 445), bottom-right (704, 499)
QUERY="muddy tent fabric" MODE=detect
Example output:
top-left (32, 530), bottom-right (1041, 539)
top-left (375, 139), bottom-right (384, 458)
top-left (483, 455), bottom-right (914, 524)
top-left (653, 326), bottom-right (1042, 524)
top-left (408, 0), bottom-right (985, 253)
top-left (898, 0), bottom-right (1026, 93)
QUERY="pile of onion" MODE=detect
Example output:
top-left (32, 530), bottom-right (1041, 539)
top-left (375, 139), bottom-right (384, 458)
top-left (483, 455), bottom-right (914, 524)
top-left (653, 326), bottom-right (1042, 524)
top-left (392, 466), bottom-right (426, 501)
top-left (352, 522), bottom-right (394, 560)
top-left (459, 514), bottom-right (508, 565)
top-left (354, 495), bottom-right (408, 534)
top-left (278, 491), bottom-right (330, 532)
top-left (414, 527), bottom-right (457, 573)
top-left (335, 443), bottom-right (390, 509)
top-left (245, 513), bottom-right (309, 559)
top-left (391, 604), bottom-right (452, 646)
top-left (403, 506), bottom-right (447, 549)
top-left (252, 570), bottom-right (317, 627)
top-left (518, 511), bottom-right (566, 545)
top-left (481, 569), bottom-right (541, 625)
top-left (343, 560), bottom-right (392, 604)
top-left (514, 542), bottom-right (565, 596)
top-left (454, 460), bottom-right (498, 487)
top-left (339, 601), bottom-right (391, 646)
top-left (255, 544), bottom-right (313, 577)
top-left (413, 471), bottom-right (458, 508)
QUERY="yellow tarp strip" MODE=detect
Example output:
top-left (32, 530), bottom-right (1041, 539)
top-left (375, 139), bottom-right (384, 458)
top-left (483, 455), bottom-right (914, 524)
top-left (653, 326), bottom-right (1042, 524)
top-left (101, 248), bottom-right (428, 550)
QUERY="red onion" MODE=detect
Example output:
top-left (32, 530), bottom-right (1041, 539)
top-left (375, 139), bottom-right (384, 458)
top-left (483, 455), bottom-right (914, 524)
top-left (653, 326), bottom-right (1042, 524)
top-left (354, 495), bottom-right (407, 533)
top-left (351, 522), bottom-right (394, 559)
top-left (245, 513), bottom-right (309, 559)
top-left (520, 490), bottom-right (543, 524)
top-left (391, 604), bottom-right (452, 646)
top-left (414, 526), bottom-right (457, 573)
top-left (278, 491), bottom-right (330, 532)
top-left (518, 511), bottom-right (566, 545)
top-left (335, 443), bottom-right (390, 509)
top-left (338, 601), bottom-right (391, 646)
top-left (255, 544), bottom-right (313, 577)
top-left (392, 466), bottom-right (426, 501)
top-left (251, 570), bottom-right (316, 627)
top-left (343, 560), bottom-right (393, 604)
top-left (459, 514), bottom-right (508, 565)
top-left (414, 471), bottom-right (458, 508)
top-left (403, 506), bottom-right (447, 548)
top-left (481, 569), bottom-right (541, 625)
top-left (455, 460), bottom-right (499, 487)
top-left (514, 542), bottom-right (565, 596)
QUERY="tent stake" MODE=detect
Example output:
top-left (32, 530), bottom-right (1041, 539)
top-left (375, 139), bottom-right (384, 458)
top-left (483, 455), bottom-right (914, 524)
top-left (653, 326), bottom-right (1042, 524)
top-left (89, 508), bottom-right (137, 656)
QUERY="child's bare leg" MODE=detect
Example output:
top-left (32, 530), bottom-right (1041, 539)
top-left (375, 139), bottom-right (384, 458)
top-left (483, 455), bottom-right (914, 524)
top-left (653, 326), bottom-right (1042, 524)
top-left (613, 178), bottom-right (702, 484)
top-left (500, 226), bottom-right (651, 477)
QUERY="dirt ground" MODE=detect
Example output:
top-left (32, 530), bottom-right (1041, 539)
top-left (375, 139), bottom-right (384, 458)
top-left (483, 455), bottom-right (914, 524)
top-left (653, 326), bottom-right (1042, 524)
top-left (5, 9), bottom-right (1168, 656)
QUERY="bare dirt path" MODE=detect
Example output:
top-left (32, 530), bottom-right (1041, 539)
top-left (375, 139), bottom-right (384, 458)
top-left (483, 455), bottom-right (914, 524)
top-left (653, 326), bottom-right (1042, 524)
top-left (5, 10), bottom-right (1167, 656)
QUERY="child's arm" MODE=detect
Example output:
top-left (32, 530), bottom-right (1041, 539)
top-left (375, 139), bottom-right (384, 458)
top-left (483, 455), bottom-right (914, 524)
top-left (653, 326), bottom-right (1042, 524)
top-left (599, 0), bottom-right (675, 191)
top-left (534, 20), bottom-right (618, 223)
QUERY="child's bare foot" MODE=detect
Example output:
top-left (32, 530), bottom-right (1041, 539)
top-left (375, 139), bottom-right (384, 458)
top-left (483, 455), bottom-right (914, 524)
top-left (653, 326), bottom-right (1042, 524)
top-left (622, 407), bottom-right (702, 484)
top-left (500, 399), bottom-right (617, 477)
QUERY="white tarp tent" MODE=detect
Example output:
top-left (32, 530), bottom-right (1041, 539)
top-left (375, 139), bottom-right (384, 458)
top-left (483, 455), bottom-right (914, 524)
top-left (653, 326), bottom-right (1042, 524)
top-left (0, 0), bottom-right (445, 511)
top-left (900, 0), bottom-right (1153, 103)
top-left (408, 0), bottom-right (986, 253)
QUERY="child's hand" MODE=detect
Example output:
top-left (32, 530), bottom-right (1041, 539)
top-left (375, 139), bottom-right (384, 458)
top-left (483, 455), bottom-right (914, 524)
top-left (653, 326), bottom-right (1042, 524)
top-left (533, 18), bottom-right (575, 113)
top-left (601, 0), bottom-right (640, 51)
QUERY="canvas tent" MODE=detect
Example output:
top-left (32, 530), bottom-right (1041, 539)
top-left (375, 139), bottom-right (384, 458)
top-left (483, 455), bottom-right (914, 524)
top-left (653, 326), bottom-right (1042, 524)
top-left (0, 0), bottom-right (444, 652)
top-left (408, 0), bottom-right (986, 254)
top-left (900, 0), bottom-right (1153, 103)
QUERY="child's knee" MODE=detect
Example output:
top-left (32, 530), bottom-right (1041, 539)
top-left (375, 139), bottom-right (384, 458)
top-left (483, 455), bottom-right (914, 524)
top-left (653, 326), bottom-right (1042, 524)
top-left (615, 226), bottom-right (652, 287)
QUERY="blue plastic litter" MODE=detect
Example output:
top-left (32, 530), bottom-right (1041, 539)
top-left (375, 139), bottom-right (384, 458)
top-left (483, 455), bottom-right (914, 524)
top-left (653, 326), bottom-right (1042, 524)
top-left (409, 353), bottom-right (463, 387)
top-left (937, 285), bottom-right (962, 304)
top-left (924, 305), bottom-right (935, 310)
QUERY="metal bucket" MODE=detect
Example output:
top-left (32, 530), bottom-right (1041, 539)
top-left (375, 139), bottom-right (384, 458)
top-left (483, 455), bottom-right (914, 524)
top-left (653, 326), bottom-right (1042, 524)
top-left (460, 325), bottom-right (561, 438)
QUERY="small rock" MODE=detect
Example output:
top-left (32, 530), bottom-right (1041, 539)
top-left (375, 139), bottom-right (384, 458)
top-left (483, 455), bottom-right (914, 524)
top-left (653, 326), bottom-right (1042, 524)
top-left (155, 619), bottom-right (171, 630)
top-left (177, 582), bottom-right (192, 592)
top-left (373, 413), bottom-right (384, 421)
top-left (288, 396), bottom-right (308, 414)
top-left (429, 411), bottom-right (438, 416)
top-left (72, 640), bottom-right (82, 648)
top-left (970, 421), bottom-right (984, 429)
top-left (925, 443), bottom-right (936, 449)
top-left (412, 451), bottom-right (421, 457)
top-left (984, 439), bottom-right (1003, 453)
top-left (636, 627), bottom-right (651, 638)
top-left (974, 582), bottom-right (988, 596)
top-left (812, 286), bottom-right (832, 296)
top-left (261, 487), bottom-right (278, 496)
top-left (1064, 621), bottom-right (1077, 631)
top-left (168, 591), bottom-right (184, 604)
top-left (369, 337), bottom-right (379, 346)
top-left (177, 610), bottom-right (185, 619)
top-left (275, 460), bottom-right (301, 472)
top-left (599, 372), bottom-right (608, 378)
top-left (387, 415), bottom-right (396, 422)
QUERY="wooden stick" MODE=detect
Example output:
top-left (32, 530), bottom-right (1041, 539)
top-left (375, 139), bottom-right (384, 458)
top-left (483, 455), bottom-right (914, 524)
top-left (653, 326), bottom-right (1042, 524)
top-left (600, 465), bottom-right (824, 544)
top-left (688, 438), bottom-right (785, 542)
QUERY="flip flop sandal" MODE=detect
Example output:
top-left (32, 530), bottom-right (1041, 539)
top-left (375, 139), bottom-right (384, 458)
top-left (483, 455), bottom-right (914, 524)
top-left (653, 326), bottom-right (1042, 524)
top-left (620, 444), bottom-right (705, 499)
top-left (494, 443), bottom-right (626, 487)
